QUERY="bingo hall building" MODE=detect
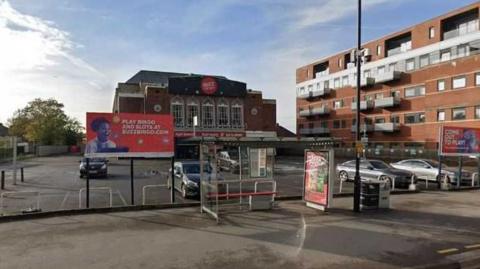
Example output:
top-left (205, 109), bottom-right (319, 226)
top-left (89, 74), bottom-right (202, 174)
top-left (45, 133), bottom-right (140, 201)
top-left (113, 70), bottom-right (277, 139)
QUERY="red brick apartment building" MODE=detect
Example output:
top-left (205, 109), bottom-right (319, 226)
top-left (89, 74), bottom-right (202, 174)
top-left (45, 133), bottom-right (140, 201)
top-left (113, 70), bottom-right (277, 139)
top-left (296, 2), bottom-right (480, 150)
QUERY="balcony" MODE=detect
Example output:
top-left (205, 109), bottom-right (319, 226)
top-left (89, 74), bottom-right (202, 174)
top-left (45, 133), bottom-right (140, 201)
top-left (374, 96), bottom-right (401, 108)
top-left (299, 105), bottom-right (329, 117)
top-left (351, 100), bottom-right (374, 111)
top-left (374, 70), bottom-right (402, 84)
top-left (443, 20), bottom-right (479, 40)
top-left (299, 128), bottom-right (311, 135)
top-left (360, 77), bottom-right (375, 87)
top-left (374, 123), bottom-right (400, 132)
top-left (298, 88), bottom-right (331, 99)
top-left (351, 124), bottom-right (374, 133)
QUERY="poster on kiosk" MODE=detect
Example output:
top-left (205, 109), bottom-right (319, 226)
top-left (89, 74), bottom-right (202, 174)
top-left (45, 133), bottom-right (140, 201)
top-left (303, 149), bottom-right (334, 211)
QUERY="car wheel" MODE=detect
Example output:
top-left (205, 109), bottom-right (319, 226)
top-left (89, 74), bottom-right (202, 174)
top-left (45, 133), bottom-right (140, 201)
top-left (181, 184), bottom-right (187, 198)
top-left (380, 176), bottom-right (392, 188)
top-left (339, 171), bottom-right (349, 182)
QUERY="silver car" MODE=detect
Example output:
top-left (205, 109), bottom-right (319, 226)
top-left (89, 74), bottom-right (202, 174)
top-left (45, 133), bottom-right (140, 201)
top-left (390, 159), bottom-right (472, 185)
top-left (336, 159), bottom-right (415, 188)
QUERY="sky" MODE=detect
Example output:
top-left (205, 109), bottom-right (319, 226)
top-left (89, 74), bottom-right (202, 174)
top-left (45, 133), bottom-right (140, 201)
top-left (0, 0), bottom-right (477, 132)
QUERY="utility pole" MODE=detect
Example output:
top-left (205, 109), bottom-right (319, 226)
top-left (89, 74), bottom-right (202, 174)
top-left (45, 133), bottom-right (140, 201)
top-left (353, 0), bottom-right (362, 213)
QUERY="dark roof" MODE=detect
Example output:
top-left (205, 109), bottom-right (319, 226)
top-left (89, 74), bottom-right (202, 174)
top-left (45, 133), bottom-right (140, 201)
top-left (125, 70), bottom-right (226, 84)
top-left (276, 124), bottom-right (296, 137)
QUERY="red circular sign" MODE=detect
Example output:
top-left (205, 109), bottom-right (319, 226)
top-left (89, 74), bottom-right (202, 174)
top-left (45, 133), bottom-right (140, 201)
top-left (201, 77), bottom-right (218, 95)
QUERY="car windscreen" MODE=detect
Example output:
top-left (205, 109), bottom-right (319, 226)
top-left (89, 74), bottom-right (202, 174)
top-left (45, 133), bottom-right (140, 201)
top-left (369, 161), bottom-right (390, 169)
top-left (182, 163), bottom-right (212, 174)
top-left (82, 158), bottom-right (105, 163)
top-left (423, 160), bottom-right (439, 168)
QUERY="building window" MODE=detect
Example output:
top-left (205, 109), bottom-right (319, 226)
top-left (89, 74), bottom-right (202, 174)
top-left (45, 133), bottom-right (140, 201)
top-left (334, 78), bottom-right (340, 88)
top-left (186, 99), bottom-right (200, 127)
top-left (377, 45), bottom-right (382, 56)
top-left (452, 107), bottom-right (466, 120)
top-left (338, 58), bottom-right (342, 68)
top-left (476, 73), bottom-right (480, 86)
top-left (404, 112), bottom-right (425, 124)
top-left (440, 49), bottom-right (451, 62)
top-left (457, 44), bottom-right (467, 58)
top-left (377, 66), bottom-right (385, 74)
top-left (364, 95), bottom-right (374, 101)
top-left (333, 120), bottom-right (341, 129)
top-left (202, 99), bottom-right (215, 128)
top-left (437, 80), bottom-right (445, 91)
top-left (342, 76), bottom-right (349, 87)
top-left (405, 85), bottom-right (425, 98)
top-left (316, 82), bottom-right (321, 90)
top-left (375, 92), bottom-right (384, 99)
top-left (231, 100), bottom-right (243, 128)
top-left (452, 76), bottom-right (466, 89)
top-left (429, 27), bottom-right (435, 39)
top-left (475, 106), bottom-right (480, 119)
top-left (217, 99), bottom-right (229, 128)
top-left (341, 120), bottom-right (347, 128)
top-left (388, 63), bottom-right (396, 72)
top-left (390, 115), bottom-right (400, 124)
top-left (364, 69), bottom-right (371, 78)
top-left (437, 110), bottom-right (445, 121)
top-left (324, 80), bottom-right (330, 89)
top-left (406, 58), bottom-right (415, 71)
top-left (419, 54), bottom-right (429, 68)
top-left (171, 97), bottom-right (184, 128)
top-left (375, 117), bottom-right (385, 124)
top-left (391, 90), bottom-right (401, 98)
top-left (333, 100), bottom-right (344, 109)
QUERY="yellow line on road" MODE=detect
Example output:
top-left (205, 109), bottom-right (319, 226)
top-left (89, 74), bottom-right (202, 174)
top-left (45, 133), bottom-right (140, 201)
top-left (465, 244), bottom-right (480, 249)
top-left (437, 248), bottom-right (459, 254)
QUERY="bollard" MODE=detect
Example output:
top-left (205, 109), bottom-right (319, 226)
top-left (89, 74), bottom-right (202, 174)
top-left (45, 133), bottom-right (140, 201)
top-left (21, 167), bottom-right (24, 182)
top-left (1, 170), bottom-right (4, 190)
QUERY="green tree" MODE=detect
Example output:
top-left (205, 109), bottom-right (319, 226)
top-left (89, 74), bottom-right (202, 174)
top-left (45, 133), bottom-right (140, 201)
top-left (7, 98), bottom-right (84, 145)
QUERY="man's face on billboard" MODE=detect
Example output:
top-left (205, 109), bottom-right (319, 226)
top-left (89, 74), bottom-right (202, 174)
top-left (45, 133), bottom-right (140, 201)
top-left (97, 122), bottom-right (111, 142)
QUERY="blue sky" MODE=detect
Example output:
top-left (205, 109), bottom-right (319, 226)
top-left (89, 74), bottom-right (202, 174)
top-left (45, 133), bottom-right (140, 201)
top-left (0, 0), bottom-right (477, 131)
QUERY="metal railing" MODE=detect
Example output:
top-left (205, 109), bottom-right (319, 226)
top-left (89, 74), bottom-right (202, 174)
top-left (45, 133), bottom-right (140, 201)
top-left (78, 187), bottom-right (112, 208)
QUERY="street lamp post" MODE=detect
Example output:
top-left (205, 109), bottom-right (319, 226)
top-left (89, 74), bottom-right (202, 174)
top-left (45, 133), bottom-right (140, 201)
top-left (353, 0), bottom-right (362, 213)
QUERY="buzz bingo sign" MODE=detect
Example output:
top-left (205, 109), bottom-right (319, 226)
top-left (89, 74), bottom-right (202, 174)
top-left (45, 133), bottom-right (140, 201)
top-left (303, 149), bottom-right (334, 211)
top-left (85, 113), bottom-right (174, 158)
top-left (440, 126), bottom-right (480, 156)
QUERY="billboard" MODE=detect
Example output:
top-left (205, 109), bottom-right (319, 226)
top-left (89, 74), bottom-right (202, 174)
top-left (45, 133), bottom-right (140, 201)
top-left (440, 126), bottom-right (480, 156)
top-left (303, 150), bottom-right (334, 211)
top-left (85, 113), bottom-right (174, 158)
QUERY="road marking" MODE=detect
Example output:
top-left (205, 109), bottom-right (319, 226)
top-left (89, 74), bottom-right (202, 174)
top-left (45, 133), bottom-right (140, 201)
top-left (59, 192), bottom-right (70, 209)
top-left (295, 214), bottom-right (306, 256)
top-left (437, 248), bottom-right (459, 254)
top-left (116, 190), bottom-right (128, 206)
top-left (465, 244), bottom-right (480, 249)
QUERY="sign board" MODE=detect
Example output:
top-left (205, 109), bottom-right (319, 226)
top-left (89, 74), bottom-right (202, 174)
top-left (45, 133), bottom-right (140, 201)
top-left (250, 148), bottom-right (267, 177)
top-left (85, 113), bottom-right (174, 158)
top-left (175, 131), bottom-right (244, 138)
top-left (303, 150), bottom-right (334, 211)
top-left (439, 126), bottom-right (480, 156)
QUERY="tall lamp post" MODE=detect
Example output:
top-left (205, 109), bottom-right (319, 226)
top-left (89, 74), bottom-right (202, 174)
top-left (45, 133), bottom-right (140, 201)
top-left (353, 0), bottom-right (362, 213)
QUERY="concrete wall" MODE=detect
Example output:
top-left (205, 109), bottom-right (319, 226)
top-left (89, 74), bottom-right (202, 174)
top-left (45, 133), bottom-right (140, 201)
top-left (37, 145), bottom-right (69, 156)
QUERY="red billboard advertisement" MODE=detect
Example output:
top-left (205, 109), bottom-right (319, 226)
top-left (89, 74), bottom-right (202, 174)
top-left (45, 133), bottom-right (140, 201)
top-left (303, 150), bottom-right (333, 211)
top-left (440, 126), bottom-right (480, 156)
top-left (85, 113), bottom-right (174, 158)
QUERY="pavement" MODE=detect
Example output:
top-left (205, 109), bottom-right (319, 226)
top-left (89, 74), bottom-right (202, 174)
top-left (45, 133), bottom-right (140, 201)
top-left (0, 190), bottom-right (479, 269)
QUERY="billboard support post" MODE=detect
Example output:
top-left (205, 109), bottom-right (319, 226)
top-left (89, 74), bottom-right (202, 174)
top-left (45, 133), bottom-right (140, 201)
top-left (130, 158), bottom-right (134, 205)
top-left (437, 154), bottom-right (443, 189)
top-left (457, 156), bottom-right (462, 188)
top-left (86, 158), bottom-right (90, 208)
top-left (170, 157), bottom-right (175, 204)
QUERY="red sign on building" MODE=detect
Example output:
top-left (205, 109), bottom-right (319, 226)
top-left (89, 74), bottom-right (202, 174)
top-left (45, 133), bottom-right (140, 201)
top-left (85, 113), bottom-right (174, 158)
top-left (440, 126), bottom-right (480, 156)
top-left (200, 77), bottom-right (218, 95)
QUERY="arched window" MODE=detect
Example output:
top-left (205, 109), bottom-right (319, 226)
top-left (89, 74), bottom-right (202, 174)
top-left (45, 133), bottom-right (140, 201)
top-left (217, 98), bottom-right (230, 128)
top-left (186, 98), bottom-right (200, 128)
top-left (231, 99), bottom-right (243, 128)
top-left (171, 96), bottom-right (184, 128)
top-left (202, 98), bottom-right (215, 128)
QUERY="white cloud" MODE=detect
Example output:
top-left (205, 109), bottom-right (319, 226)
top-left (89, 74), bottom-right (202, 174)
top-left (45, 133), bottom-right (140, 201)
top-left (0, 0), bottom-right (110, 126)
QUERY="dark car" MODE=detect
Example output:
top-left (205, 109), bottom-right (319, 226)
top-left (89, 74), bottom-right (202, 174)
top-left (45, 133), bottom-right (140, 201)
top-left (336, 159), bottom-right (416, 188)
top-left (169, 161), bottom-right (222, 198)
top-left (79, 158), bottom-right (108, 178)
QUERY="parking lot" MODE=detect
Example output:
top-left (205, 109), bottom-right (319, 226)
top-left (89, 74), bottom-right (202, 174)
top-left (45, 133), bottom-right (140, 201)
top-left (0, 154), bottom-right (477, 215)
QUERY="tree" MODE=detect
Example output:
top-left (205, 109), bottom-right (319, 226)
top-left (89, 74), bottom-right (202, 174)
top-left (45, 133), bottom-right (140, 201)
top-left (7, 98), bottom-right (84, 145)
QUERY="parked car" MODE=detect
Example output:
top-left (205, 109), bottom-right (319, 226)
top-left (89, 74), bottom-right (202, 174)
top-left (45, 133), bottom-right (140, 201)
top-left (217, 151), bottom-right (239, 173)
top-left (168, 161), bottom-right (223, 198)
top-left (79, 158), bottom-right (108, 178)
top-left (336, 159), bottom-right (415, 188)
top-left (390, 159), bottom-right (472, 186)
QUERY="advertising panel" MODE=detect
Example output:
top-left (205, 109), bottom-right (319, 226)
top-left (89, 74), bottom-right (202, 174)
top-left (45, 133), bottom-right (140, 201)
top-left (440, 126), bottom-right (480, 156)
top-left (303, 150), bottom-right (333, 211)
top-left (85, 113), bottom-right (174, 158)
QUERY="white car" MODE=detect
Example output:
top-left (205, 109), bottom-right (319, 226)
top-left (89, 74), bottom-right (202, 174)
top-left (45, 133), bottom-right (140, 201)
top-left (390, 159), bottom-right (471, 185)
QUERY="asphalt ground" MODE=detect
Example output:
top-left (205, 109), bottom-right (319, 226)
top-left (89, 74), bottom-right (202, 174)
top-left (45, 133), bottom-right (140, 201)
top-left (0, 190), bottom-right (479, 268)
top-left (0, 154), bottom-right (469, 215)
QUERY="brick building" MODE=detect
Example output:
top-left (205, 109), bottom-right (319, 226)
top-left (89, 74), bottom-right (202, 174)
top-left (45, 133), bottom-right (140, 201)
top-left (113, 70), bottom-right (277, 139)
top-left (296, 2), bottom-right (480, 150)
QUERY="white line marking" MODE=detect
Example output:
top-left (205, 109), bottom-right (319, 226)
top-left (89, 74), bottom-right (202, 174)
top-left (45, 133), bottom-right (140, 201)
top-left (437, 248), bottom-right (458, 254)
top-left (295, 214), bottom-right (306, 256)
top-left (59, 192), bottom-right (70, 209)
top-left (116, 190), bottom-right (128, 206)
